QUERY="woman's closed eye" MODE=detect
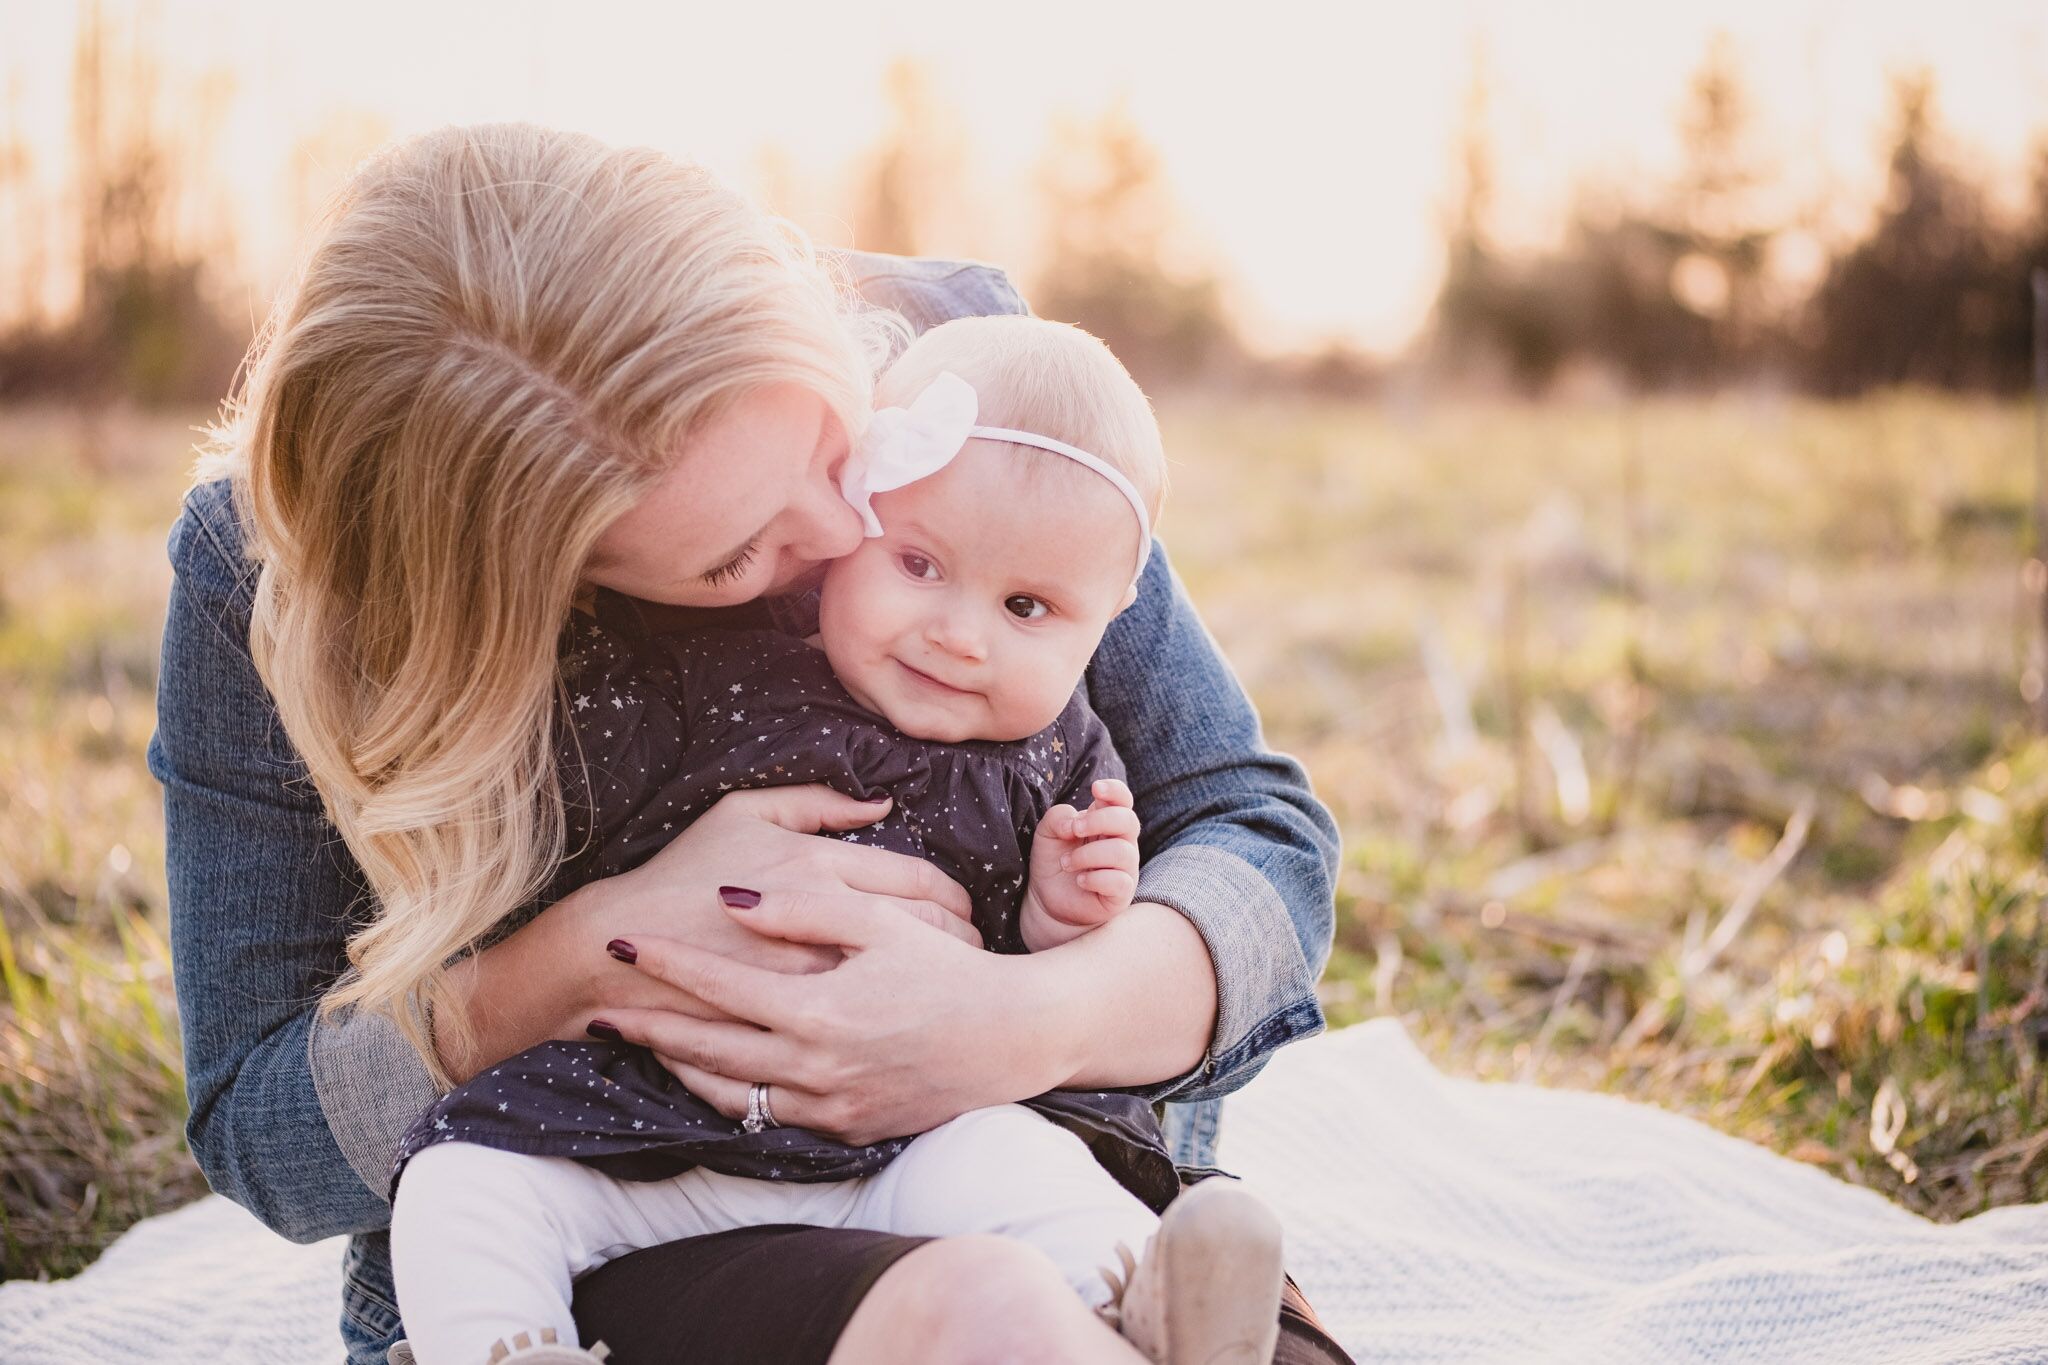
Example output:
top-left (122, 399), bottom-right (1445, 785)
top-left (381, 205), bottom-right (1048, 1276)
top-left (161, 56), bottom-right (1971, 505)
top-left (700, 538), bottom-right (760, 587)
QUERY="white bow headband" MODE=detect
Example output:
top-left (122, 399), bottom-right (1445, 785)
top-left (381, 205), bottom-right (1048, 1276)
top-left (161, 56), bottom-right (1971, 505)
top-left (838, 372), bottom-right (1153, 585)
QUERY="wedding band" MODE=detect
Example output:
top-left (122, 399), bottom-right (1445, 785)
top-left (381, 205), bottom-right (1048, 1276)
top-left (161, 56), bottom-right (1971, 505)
top-left (743, 1081), bottom-right (778, 1134)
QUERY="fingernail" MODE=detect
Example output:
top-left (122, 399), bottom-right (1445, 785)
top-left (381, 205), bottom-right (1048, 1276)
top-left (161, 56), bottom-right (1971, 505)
top-left (606, 938), bottom-right (637, 964)
top-left (718, 885), bottom-right (762, 908)
top-left (586, 1019), bottom-right (622, 1041)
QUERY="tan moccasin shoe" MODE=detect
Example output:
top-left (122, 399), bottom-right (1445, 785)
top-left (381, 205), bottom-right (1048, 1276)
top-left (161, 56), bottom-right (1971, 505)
top-left (1099, 1177), bottom-right (1285, 1365)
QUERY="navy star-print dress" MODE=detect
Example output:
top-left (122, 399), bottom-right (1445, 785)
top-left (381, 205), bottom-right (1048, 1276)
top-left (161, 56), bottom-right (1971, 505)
top-left (391, 607), bottom-right (1184, 1213)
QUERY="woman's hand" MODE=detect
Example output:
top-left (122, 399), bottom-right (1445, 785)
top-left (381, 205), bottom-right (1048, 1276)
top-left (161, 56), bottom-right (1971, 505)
top-left (436, 785), bottom-right (978, 1083)
top-left (592, 895), bottom-right (1080, 1146)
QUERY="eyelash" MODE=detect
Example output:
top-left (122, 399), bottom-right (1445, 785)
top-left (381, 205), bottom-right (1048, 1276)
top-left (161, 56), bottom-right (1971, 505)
top-left (700, 540), bottom-right (759, 587)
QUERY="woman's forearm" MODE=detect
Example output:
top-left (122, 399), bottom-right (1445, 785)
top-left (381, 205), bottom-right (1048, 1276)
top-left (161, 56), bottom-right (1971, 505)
top-left (1024, 901), bottom-right (1218, 1091)
top-left (435, 885), bottom-right (611, 1083)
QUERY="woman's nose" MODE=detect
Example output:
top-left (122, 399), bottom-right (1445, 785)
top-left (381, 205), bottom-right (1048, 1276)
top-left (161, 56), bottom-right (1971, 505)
top-left (786, 470), bottom-right (865, 563)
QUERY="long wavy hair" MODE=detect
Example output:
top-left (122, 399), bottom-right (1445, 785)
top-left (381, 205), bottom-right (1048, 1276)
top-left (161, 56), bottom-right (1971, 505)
top-left (199, 123), bottom-right (895, 1083)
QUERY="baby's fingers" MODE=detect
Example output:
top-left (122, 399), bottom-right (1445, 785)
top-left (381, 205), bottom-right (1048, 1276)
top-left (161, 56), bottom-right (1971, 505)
top-left (1077, 868), bottom-right (1137, 902)
top-left (1089, 778), bottom-right (1134, 808)
top-left (1060, 834), bottom-right (1139, 876)
top-left (1070, 802), bottom-right (1139, 843)
top-left (1040, 803), bottom-right (1081, 841)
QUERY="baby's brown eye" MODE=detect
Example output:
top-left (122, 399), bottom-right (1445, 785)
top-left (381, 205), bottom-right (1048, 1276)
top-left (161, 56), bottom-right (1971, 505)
top-left (900, 553), bottom-right (937, 580)
top-left (1005, 595), bottom-right (1048, 620)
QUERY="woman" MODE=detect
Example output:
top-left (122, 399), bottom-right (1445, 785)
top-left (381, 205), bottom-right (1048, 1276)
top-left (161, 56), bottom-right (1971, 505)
top-left (148, 123), bottom-right (1343, 1364)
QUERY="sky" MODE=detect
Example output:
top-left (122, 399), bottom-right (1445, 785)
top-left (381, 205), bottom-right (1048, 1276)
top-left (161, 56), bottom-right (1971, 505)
top-left (4, 0), bottom-right (2047, 354)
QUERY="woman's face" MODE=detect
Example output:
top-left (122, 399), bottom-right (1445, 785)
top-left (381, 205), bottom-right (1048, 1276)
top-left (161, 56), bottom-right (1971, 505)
top-left (583, 384), bottom-right (864, 606)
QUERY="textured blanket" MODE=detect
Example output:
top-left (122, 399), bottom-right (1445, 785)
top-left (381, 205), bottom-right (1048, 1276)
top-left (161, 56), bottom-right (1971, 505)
top-left (6, 1020), bottom-right (2047, 1363)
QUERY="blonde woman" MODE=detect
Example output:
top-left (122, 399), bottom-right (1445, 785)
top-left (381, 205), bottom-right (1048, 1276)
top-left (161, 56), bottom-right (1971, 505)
top-left (149, 123), bottom-right (1344, 1365)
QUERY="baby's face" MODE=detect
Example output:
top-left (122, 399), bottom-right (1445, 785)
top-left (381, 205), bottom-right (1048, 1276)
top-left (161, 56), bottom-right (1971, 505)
top-left (818, 440), bottom-right (1142, 743)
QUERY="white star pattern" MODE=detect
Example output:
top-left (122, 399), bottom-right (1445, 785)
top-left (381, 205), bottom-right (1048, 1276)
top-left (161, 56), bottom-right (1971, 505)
top-left (541, 617), bottom-right (1131, 1144)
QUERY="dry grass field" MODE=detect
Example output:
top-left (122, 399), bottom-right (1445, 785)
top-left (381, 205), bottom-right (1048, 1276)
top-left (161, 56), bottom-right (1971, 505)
top-left (4, 392), bottom-right (2045, 1281)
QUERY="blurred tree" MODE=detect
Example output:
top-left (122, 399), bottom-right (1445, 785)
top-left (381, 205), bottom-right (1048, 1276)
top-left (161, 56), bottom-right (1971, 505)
top-left (1546, 37), bottom-right (1782, 389)
top-left (285, 108), bottom-right (392, 247)
top-left (0, 0), bottom-right (243, 406)
top-left (1431, 36), bottom-right (1788, 392)
top-left (1668, 33), bottom-right (1777, 376)
top-left (1802, 73), bottom-right (2023, 394)
top-left (1031, 100), bottom-right (1237, 386)
top-left (853, 59), bottom-right (966, 259)
top-left (1431, 43), bottom-right (1575, 391)
top-left (1, 69), bottom-right (48, 326)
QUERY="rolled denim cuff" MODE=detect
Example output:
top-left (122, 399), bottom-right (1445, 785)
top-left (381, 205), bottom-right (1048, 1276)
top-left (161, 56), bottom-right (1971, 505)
top-left (1130, 843), bottom-right (1325, 1103)
top-left (309, 1004), bottom-right (441, 1203)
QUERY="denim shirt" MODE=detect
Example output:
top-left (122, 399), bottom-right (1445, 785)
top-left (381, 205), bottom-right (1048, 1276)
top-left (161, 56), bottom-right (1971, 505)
top-left (148, 251), bottom-right (1338, 1364)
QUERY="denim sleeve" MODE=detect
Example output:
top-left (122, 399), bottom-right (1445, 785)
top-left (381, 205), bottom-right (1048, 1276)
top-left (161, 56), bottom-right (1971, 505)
top-left (147, 482), bottom-right (433, 1241)
top-left (1086, 543), bottom-right (1339, 1104)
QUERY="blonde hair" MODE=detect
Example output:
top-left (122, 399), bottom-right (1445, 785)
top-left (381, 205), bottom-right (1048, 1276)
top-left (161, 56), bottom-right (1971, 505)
top-left (200, 123), bottom-right (897, 1082)
top-left (874, 316), bottom-right (1167, 524)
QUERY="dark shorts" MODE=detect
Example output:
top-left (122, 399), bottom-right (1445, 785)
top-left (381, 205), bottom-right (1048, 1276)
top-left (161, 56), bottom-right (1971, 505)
top-left (570, 1224), bottom-right (1354, 1364)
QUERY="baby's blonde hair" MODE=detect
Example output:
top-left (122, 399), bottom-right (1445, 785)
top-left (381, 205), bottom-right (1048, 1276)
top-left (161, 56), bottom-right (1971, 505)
top-left (199, 123), bottom-right (898, 1082)
top-left (875, 316), bottom-right (1166, 526)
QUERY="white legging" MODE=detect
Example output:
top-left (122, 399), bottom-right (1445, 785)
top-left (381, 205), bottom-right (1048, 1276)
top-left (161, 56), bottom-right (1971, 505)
top-left (389, 1103), bottom-right (1160, 1365)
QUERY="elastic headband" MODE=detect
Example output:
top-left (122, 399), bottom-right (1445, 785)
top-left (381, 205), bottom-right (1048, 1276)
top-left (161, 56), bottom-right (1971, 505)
top-left (837, 371), bottom-right (1152, 586)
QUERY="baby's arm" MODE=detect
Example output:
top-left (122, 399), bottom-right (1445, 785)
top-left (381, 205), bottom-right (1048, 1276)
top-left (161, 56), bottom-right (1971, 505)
top-left (1020, 777), bottom-right (1141, 952)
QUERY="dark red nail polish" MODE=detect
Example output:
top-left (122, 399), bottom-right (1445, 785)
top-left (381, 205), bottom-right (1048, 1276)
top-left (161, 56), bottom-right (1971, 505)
top-left (586, 1019), bottom-right (622, 1041)
top-left (718, 885), bottom-right (762, 909)
top-left (606, 938), bottom-right (637, 964)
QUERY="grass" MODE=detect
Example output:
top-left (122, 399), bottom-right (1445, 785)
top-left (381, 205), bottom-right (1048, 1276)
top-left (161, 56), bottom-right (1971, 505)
top-left (1161, 388), bottom-right (2048, 1219)
top-left (1, 407), bottom-right (208, 1279)
top-left (1, 390), bottom-right (2045, 1279)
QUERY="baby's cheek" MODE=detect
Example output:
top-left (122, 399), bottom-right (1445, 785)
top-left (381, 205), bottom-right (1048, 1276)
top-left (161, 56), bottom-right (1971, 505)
top-left (994, 659), bottom-right (1082, 740)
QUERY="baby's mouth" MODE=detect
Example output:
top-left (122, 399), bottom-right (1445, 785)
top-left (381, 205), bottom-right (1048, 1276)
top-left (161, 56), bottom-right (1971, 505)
top-left (895, 658), bottom-right (975, 697)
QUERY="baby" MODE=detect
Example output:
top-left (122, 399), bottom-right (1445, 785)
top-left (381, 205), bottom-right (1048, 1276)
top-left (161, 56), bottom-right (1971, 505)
top-left (386, 317), bottom-right (1284, 1365)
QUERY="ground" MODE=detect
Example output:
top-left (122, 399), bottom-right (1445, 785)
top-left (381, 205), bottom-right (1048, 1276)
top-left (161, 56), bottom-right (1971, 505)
top-left (3, 392), bottom-right (2044, 1280)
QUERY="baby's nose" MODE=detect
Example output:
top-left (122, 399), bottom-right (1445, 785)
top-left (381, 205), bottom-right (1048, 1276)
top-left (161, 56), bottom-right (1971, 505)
top-left (926, 613), bottom-right (987, 661)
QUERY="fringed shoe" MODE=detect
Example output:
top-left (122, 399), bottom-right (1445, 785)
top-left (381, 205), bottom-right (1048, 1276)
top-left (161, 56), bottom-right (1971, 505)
top-left (1096, 1177), bottom-right (1284, 1365)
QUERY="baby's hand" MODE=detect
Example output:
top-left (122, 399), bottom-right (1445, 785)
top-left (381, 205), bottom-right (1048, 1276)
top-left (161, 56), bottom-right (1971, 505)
top-left (1019, 778), bottom-right (1140, 952)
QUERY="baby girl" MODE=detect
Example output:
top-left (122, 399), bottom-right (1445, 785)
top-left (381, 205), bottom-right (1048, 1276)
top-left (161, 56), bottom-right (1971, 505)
top-left (386, 316), bottom-right (1284, 1365)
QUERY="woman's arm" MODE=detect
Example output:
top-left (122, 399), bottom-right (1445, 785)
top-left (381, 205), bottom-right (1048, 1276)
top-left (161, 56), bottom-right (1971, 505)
top-left (1076, 540), bottom-right (1339, 1100)
top-left (150, 483), bottom-right (416, 1240)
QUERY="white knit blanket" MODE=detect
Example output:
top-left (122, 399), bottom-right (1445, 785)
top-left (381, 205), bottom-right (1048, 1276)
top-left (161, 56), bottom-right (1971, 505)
top-left (7, 1020), bottom-right (2047, 1364)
